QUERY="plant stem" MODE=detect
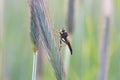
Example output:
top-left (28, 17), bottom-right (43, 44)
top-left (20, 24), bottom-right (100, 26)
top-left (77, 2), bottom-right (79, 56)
top-left (98, 0), bottom-right (112, 80)
top-left (32, 52), bottom-right (38, 80)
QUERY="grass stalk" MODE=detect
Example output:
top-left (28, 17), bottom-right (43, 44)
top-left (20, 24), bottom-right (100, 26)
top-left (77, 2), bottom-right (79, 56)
top-left (32, 52), bottom-right (38, 80)
top-left (29, 0), bottom-right (65, 79)
top-left (67, 0), bottom-right (74, 33)
top-left (64, 46), bottom-right (71, 80)
top-left (98, 0), bottom-right (113, 80)
top-left (0, 0), bottom-right (4, 79)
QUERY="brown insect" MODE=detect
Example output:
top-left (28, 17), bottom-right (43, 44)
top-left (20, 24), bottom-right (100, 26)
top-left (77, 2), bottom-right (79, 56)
top-left (59, 29), bottom-right (72, 55)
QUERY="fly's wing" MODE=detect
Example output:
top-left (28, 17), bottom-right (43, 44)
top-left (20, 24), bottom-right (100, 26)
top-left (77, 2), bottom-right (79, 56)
top-left (53, 29), bottom-right (61, 48)
top-left (53, 28), bottom-right (60, 38)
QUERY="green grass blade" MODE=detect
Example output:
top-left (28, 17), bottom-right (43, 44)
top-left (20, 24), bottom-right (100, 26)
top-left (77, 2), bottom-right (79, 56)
top-left (29, 0), bottom-right (65, 79)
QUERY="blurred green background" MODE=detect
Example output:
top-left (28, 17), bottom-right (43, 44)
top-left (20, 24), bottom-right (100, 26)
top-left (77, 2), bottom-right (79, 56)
top-left (1, 0), bottom-right (120, 80)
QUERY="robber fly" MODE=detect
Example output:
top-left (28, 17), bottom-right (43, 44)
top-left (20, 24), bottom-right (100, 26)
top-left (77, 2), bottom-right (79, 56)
top-left (59, 29), bottom-right (72, 55)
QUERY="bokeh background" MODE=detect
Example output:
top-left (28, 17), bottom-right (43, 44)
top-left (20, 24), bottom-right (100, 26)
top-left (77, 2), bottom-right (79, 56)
top-left (1, 0), bottom-right (120, 80)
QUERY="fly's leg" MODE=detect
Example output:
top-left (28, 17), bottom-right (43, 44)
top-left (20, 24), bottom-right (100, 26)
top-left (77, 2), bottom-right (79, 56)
top-left (61, 39), bottom-right (66, 44)
top-left (59, 38), bottom-right (62, 51)
top-left (59, 38), bottom-right (66, 51)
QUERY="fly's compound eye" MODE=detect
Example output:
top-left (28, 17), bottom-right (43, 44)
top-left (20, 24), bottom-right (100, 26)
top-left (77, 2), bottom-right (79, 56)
top-left (62, 29), bottom-right (65, 32)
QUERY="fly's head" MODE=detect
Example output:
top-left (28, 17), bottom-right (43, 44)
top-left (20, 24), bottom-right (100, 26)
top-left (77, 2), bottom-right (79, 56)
top-left (60, 28), bottom-right (65, 35)
top-left (59, 28), bottom-right (68, 39)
